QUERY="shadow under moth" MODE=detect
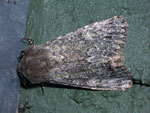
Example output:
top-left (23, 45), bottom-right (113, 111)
top-left (17, 16), bottom-right (132, 91)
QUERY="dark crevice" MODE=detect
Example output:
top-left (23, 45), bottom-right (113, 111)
top-left (133, 79), bottom-right (150, 87)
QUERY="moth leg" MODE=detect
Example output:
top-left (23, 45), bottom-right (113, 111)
top-left (40, 83), bottom-right (45, 96)
top-left (18, 98), bottom-right (32, 113)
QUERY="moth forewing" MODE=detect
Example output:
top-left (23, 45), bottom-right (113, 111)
top-left (17, 16), bottom-right (132, 90)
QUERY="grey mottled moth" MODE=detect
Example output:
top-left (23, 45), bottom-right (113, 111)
top-left (17, 16), bottom-right (132, 91)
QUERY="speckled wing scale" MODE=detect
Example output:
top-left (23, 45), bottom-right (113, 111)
top-left (17, 16), bottom-right (132, 91)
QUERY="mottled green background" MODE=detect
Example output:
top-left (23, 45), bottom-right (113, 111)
top-left (20, 0), bottom-right (150, 113)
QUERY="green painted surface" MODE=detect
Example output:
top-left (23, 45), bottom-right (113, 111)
top-left (20, 0), bottom-right (150, 113)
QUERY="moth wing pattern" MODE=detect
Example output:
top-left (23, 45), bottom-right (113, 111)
top-left (18, 16), bottom-right (132, 90)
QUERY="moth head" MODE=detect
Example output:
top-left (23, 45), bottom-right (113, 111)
top-left (17, 46), bottom-right (59, 84)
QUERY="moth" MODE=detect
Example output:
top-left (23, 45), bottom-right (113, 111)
top-left (17, 16), bottom-right (132, 91)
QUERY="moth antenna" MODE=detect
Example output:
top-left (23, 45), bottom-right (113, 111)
top-left (21, 37), bottom-right (34, 46)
